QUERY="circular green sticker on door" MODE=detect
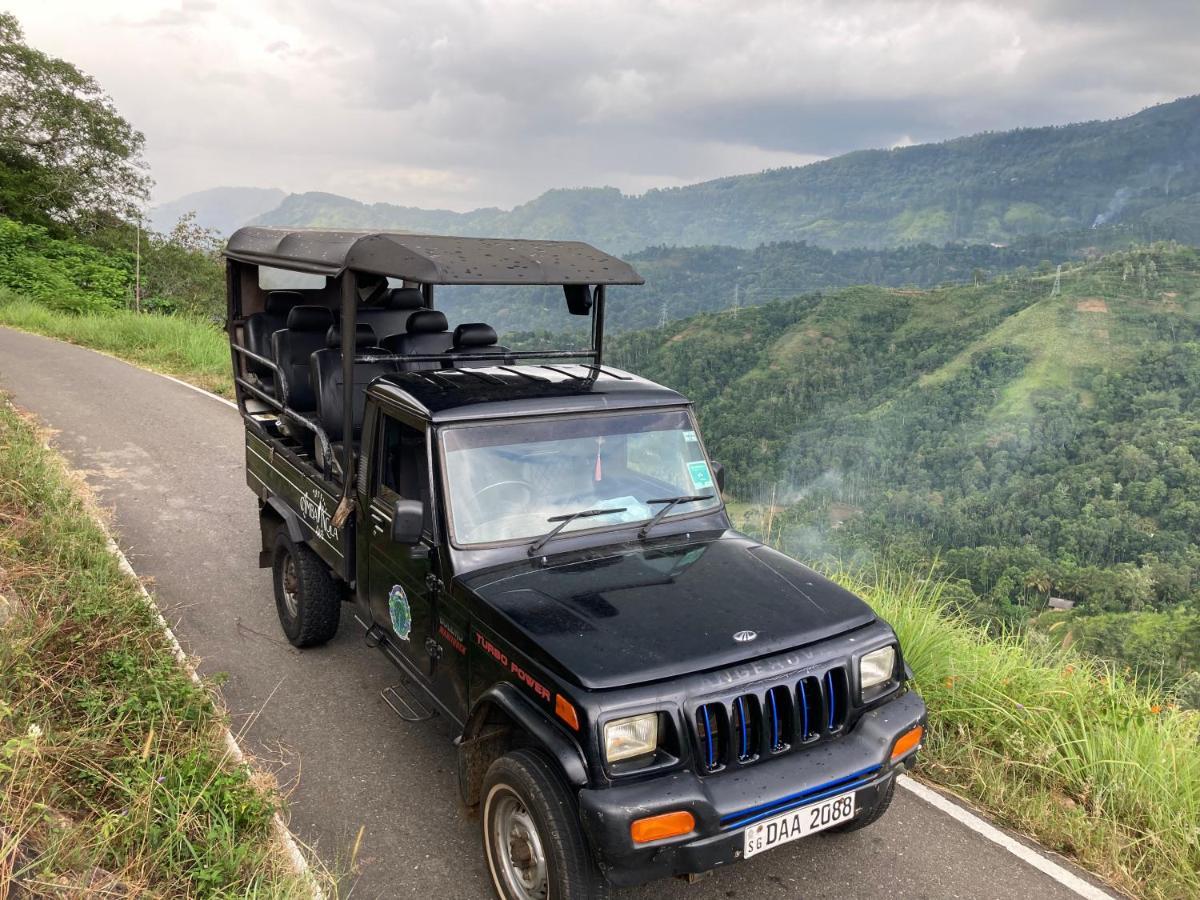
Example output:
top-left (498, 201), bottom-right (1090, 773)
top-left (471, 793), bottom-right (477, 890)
top-left (389, 584), bottom-right (412, 641)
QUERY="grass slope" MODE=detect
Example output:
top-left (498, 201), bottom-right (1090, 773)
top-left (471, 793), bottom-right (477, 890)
top-left (0, 397), bottom-right (318, 895)
top-left (856, 569), bottom-right (1199, 899)
top-left (0, 291), bottom-right (232, 396)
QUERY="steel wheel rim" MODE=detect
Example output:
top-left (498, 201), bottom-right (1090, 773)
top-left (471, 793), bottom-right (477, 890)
top-left (491, 792), bottom-right (548, 900)
top-left (281, 553), bottom-right (299, 619)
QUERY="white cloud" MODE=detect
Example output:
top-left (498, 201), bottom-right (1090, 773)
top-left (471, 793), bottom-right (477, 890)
top-left (5, 0), bottom-right (1197, 210)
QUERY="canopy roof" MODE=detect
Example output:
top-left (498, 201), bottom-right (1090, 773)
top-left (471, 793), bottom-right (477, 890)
top-left (224, 227), bottom-right (644, 285)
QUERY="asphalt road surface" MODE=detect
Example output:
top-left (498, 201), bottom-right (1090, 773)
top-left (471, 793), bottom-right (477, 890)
top-left (0, 328), bottom-right (1118, 900)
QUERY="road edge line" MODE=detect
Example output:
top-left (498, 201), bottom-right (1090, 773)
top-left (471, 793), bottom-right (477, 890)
top-left (102, 534), bottom-right (325, 899)
top-left (897, 775), bottom-right (1117, 899)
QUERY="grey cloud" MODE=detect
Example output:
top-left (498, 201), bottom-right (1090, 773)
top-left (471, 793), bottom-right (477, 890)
top-left (12, 0), bottom-right (1195, 209)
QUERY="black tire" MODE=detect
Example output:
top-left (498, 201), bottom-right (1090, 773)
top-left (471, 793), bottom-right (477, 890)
top-left (271, 531), bottom-right (341, 648)
top-left (830, 776), bottom-right (895, 833)
top-left (481, 749), bottom-right (610, 900)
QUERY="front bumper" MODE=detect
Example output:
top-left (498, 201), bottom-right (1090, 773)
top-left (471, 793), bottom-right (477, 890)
top-left (577, 689), bottom-right (926, 887)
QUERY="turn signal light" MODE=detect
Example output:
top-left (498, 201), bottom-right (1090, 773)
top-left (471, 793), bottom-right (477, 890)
top-left (630, 810), bottom-right (695, 844)
top-left (555, 694), bottom-right (580, 731)
top-left (891, 724), bottom-right (923, 760)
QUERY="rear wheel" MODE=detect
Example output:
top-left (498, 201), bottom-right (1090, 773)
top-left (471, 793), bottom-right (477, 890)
top-left (271, 531), bottom-right (340, 647)
top-left (482, 749), bottom-right (610, 900)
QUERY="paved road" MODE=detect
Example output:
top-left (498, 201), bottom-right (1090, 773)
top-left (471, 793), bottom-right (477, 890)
top-left (0, 328), bottom-right (1117, 900)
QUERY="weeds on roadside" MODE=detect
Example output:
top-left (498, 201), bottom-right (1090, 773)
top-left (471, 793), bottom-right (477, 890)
top-left (0, 398), bottom-right (320, 896)
top-left (838, 566), bottom-right (1200, 900)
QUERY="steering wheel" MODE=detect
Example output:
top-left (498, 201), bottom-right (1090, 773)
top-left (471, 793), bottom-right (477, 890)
top-left (474, 479), bottom-right (535, 508)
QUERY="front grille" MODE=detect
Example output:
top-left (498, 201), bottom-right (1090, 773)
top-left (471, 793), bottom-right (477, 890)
top-left (692, 665), bottom-right (850, 773)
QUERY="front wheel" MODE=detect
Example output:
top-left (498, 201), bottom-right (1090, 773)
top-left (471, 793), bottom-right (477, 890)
top-left (482, 749), bottom-right (610, 900)
top-left (271, 531), bottom-right (341, 648)
top-left (830, 776), bottom-right (895, 833)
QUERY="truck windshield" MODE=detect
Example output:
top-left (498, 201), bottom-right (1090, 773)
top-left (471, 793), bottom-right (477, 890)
top-left (440, 409), bottom-right (722, 547)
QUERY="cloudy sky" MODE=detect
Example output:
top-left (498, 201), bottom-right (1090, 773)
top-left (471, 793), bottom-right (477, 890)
top-left (7, 1), bottom-right (1198, 210)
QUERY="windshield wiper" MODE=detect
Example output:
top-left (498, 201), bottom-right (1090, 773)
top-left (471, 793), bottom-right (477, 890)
top-left (638, 494), bottom-right (714, 540)
top-left (528, 506), bottom-right (628, 556)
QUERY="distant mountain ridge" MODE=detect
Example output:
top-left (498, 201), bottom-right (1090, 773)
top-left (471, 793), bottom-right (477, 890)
top-left (150, 186), bottom-right (286, 235)
top-left (250, 96), bottom-right (1200, 252)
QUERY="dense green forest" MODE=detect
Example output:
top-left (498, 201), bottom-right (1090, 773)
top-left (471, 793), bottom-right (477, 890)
top-left (253, 95), bottom-right (1200, 252)
top-left (603, 244), bottom-right (1200, 702)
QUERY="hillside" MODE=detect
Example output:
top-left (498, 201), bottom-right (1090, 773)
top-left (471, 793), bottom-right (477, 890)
top-left (607, 244), bottom-right (1200, 683)
top-left (150, 186), bottom-right (286, 235)
top-left (437, 225), bottom-right (1141, 334)
top-left (253, 96), bottom-right (1200, 252)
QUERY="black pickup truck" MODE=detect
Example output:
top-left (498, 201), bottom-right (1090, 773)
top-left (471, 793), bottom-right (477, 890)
top-left (224, 228), bottom-right (926, 899)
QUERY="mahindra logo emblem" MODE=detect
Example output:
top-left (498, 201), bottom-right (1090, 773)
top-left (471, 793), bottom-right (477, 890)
top-left (733, 630), bottom-right (757, 643)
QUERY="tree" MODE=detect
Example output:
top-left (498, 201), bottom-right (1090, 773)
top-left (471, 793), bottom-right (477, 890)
top-left (0, 13), bottom-right (149, 228)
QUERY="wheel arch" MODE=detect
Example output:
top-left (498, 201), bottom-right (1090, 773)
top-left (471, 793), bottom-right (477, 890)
top-left (457, 683), bottom-right (588, 807)
top-left (258, 496), bottom-right (312, 566)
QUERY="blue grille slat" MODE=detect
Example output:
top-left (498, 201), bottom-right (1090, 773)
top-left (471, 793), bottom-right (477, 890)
top-left (719, 764), bottom-right (883, 830)
top-left (826, 670), bottom-right (836, 731)
top-left (768, 690), bottom-right (779, 750)
top-left (736, 697), bottom-right (748, 759)
top-left (701, 705), bottom-right (715, 770)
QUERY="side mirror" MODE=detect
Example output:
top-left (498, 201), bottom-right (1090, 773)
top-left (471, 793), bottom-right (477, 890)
top-left (564, 284), bottom-right (593, 316)
top-left (711, 461), bottom-right (726, 494)
top-left (390, 498), bottom-right (424, 545)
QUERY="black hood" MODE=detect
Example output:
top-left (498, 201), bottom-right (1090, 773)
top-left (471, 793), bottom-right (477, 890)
top-left (462, 533), bottom-right (876, 690)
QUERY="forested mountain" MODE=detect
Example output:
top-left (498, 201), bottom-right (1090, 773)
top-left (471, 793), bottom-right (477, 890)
top-left (603, 244), bottom-right (1200, 686)
top-left (253, 96), bottom-right (1200, 252)
top-left (438, 225), bottom-right (1142, 334)
top-left (149, 186), bottom-right (285, 235)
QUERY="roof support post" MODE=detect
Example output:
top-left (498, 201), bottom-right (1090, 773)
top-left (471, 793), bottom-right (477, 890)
top-left (340, 271), bottom-right (357, 492)
top-left (592, 284), bottom-right (606, 365)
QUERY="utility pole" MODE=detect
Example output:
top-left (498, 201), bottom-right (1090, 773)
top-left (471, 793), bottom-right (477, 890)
top-left (1050, 263), bottom-right (1061, 297)
top-left (134, 220), bottom-right (142, 313)
top-left (732, 282), bottom-right (740, 318)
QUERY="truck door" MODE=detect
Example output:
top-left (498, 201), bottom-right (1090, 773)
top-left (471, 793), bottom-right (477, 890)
top-left (367, 412), bottom-right (436, 676)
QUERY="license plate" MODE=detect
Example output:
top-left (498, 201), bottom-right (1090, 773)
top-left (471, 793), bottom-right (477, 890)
top-left (742, 790), bottom-right (856, 858)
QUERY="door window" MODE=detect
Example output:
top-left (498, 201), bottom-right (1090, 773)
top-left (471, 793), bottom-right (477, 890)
top-left (377, 415), bottom-right (431, 531)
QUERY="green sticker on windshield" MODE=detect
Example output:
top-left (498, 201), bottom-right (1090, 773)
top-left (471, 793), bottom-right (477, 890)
top-left (687, 460), bottom-right (714, 489)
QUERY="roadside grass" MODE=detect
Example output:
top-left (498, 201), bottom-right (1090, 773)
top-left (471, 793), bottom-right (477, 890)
top-left (0, 397), bottom-right (321, 896)
top-left (839, 567), bottom-right (1200, 900)
top-left (0, 290), bottom-right (233, 397)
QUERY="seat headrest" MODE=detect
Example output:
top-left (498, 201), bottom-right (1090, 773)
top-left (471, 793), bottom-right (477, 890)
top-left (286, 305), bottom-right (335, 331)
top-left (326, 323), bottom-right (378, 349)
top-left (385, 287), bottom-right (425, 310)
top-left (264, 291), bottom-right (304, 314)
top-left (407, 309), bottom-right (449, 334)
top-left (453, 323), bottom-right (498, 348)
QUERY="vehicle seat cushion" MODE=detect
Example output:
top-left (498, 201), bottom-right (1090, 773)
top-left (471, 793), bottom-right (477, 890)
top-left (359, 287), bottom-right (425, 343)
top-left (243, 291), bottom-right (305, 385)
top-left (271, 305), bottom-right (334, 411)
top-left (311, 342), bottom-right (399, 442)
top-left (325, 323), bottom-right (377, 349)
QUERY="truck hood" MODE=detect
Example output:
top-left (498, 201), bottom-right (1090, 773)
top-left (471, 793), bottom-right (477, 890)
top-left (462, 533), bottom-right (876, 690)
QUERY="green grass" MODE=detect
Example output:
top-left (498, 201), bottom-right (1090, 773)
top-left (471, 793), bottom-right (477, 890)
top-left (0, 397), bottom-right (324, 896)
top-left (0, 290), bottom-right (233, 396)
top-left (840, 567), bottom-right (1200, 900)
